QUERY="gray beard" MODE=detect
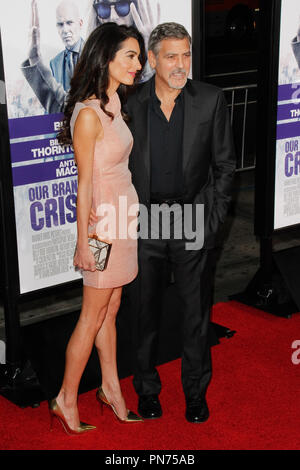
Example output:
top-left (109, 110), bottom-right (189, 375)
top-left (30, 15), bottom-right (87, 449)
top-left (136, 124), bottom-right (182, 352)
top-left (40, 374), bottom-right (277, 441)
top-left (167, 77), bottom-right (187, 90)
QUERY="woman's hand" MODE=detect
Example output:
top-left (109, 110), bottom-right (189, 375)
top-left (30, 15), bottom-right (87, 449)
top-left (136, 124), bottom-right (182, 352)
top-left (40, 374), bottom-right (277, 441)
top-left (73, 107), bottom-right (103, 273)
top-left (89, 207), bottom-right (98, 227)
top-left (73, 242), bottom-right (96, 272)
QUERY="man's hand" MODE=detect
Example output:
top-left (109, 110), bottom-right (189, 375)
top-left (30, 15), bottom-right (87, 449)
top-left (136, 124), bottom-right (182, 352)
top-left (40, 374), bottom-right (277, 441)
top-left (130, 0), bottom-right (161, 49)
top-left (28, 0), bottom-right (41, 66)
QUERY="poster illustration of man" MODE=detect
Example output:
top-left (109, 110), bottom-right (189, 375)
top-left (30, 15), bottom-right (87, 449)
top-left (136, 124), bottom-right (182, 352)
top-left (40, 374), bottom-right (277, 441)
top-left (20, 0), bottom-right (84, 114)
top-left (1, 0), bottom-right (190, 118)
top-left (50, 1), bottom-right (84, 91)
top-left (20, 0), bottom-right (160, 115)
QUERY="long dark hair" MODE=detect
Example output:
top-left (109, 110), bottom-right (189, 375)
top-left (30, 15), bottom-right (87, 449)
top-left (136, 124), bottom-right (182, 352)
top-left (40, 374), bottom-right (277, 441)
top-left (58, 22), bottom-right (146, 145)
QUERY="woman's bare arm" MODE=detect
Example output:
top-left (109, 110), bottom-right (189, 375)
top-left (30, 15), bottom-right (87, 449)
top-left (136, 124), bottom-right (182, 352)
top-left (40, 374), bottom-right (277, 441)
top-left (72, 107), bottom-right (103, 271)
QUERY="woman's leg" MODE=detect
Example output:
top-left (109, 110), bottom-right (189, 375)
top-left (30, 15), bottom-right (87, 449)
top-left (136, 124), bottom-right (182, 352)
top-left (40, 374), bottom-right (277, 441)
top-left (94, 287), bottom-right (128, 419)
top-left (56, 285), bottom-right (114, 430)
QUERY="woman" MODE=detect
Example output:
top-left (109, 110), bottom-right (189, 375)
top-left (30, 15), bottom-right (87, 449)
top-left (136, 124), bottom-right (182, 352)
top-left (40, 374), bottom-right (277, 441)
top-left (50, 22), bottom-right (146, 435)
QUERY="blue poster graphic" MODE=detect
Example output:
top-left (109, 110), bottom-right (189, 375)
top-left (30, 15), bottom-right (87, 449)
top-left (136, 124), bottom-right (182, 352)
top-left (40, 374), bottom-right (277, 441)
top-left (275, 0), bottom-right (300, 230)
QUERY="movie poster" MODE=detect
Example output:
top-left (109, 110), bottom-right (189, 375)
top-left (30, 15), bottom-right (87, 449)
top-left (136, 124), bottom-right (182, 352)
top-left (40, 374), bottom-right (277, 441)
top-left (0, 0), bottom-right (192, 294)
top-left (275, 0), bottom-right (300, 230)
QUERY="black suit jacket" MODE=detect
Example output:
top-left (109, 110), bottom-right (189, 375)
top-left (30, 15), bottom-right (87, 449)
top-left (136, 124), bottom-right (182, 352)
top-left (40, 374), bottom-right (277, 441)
top-left (126, 77), bottom-right (236, 248)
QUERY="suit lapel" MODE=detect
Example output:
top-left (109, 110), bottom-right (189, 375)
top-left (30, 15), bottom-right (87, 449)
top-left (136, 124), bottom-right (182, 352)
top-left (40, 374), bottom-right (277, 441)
top-left (79, 37), bottom-right (85, 54)
top-left (182, 80), bottom-right (200, 172)
top-left (56, 52), bottom-right (65, 86)
top-left (136, 78), bottom-right (152, 181)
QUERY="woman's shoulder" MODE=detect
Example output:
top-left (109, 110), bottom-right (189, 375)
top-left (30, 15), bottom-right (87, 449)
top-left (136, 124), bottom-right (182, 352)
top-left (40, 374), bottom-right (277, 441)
top-left (71, 101), bottom-right (98, 122)
top-left (74, 104), bottom-right (103, 128)
top-left (72, 93), bottom-right (120, 124)
top-left (85, 93), bottom-right (121, 113)
top-left (70, 102), bottom-right (102, 137)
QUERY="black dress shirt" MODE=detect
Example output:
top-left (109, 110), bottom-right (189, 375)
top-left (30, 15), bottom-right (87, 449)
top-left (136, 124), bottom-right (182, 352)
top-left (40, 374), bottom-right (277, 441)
top-left (150, 82), bottom-right (184, 199)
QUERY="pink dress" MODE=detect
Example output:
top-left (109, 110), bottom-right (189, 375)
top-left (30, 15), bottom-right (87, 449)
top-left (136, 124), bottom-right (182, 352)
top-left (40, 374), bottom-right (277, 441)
top-left (70, 93), bottom-right (138, 288)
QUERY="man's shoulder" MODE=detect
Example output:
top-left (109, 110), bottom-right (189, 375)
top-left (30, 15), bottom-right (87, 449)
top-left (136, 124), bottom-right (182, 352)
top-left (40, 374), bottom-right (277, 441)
top-left (127, 79), bottom-right (151, 104)
top-left (126, 78), bottom-right (224, 109)
top-left (50, 50), bottom-right (65, 68)
top-left (186, 79), bottom-right (223, 98)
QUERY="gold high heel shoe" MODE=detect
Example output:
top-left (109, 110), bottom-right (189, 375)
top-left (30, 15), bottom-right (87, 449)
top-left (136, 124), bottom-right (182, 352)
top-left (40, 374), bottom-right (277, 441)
top-left (49, 399), bottom-right (97, 435)
top-left (96, 387), bottom-right (143, 423)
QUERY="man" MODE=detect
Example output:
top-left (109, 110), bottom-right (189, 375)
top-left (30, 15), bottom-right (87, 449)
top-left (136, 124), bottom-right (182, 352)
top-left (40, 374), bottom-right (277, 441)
top-left (125, 23), bottom-right (236, 423)
top-left (21, 0), bottom-right (84, 113)
top-left (50, 0), bottom-right (85, 91)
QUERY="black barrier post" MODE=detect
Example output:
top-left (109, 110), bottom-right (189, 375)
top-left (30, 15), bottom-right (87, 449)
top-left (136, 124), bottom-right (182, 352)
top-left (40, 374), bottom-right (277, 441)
top-left (0, 32), bottom-right (22, 371)
top-left (253, 0), bottom-right (280, 308)
top-left (0, 32), bottom-right (43, 407)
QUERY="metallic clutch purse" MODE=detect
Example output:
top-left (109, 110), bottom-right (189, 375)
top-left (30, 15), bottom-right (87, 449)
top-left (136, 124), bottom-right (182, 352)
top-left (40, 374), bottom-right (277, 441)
top-left (88, 234), bottom-right (112, 271)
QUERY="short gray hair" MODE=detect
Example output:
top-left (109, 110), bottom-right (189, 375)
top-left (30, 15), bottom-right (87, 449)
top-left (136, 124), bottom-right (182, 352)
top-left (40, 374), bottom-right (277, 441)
top-left (148, 22), bottom-right (191, 56)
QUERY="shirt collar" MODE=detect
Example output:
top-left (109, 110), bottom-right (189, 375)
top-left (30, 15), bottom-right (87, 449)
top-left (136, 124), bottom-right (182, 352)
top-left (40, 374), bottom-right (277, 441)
top-left (65, 37), bottom-right (82, 55)
top-left (150, 77), bottom-right (184, 105)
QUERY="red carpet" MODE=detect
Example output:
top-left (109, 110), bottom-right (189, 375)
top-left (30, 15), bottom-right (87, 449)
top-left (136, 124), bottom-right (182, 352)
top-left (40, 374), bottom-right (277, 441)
top-left (0, 301), bottom-right (300, 450)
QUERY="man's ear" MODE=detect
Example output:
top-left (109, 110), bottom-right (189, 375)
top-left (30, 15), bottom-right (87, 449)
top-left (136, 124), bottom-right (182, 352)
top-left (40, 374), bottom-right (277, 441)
top-left (148, 50), bottom-right (156, 70)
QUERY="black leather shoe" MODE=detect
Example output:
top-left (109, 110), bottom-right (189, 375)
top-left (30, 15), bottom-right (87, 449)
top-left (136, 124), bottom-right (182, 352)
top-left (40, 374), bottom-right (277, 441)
top-left (185, 399), bottom-right (209, 423)
top-left (138, 395), bottom-right (162, 419)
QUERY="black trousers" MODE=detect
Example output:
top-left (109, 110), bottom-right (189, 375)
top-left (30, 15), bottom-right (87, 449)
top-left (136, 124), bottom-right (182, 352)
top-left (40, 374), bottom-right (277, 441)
top-left (128, 209), bottom-right (215, 402)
